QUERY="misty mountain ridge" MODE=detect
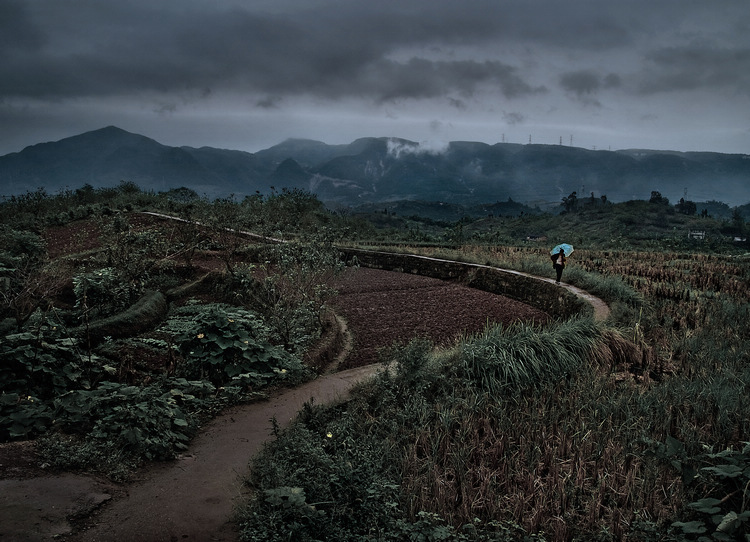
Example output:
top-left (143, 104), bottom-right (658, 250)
top-left (2, 126), bottom-right (749, 208)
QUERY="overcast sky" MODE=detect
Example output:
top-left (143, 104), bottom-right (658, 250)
top-left (1, 0), bottom-right (749, 156)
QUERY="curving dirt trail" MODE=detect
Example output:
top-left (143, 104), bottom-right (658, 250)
top-left (68, 364), bottom-right (381, 542)
top-left (1, 264), bottom-right (608, 542)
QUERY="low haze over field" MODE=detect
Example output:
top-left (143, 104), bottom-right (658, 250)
top-left (1, 0), bottom-right (749, 156)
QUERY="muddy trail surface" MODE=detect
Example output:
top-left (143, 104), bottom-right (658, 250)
top-left (67, 364), bottom-right (381, 542)
top-left (1, 262), bottom-right (608, 541)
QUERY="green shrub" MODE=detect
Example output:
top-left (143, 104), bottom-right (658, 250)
top-left (0, 392), bottom-right (54, 440)
top-left (0, 227), bottom-right (47, 263)
top-left (231, 233), bottom-right (345, 355)
top-left (0, 325), bottom-right (105, 439)
top-left (53, 379), bottom-right (214, 461)
top-left (0, 228), bottom-right (52, 327)
top-left (73, 267), bottom-right (132, 318)
top-left (666, 441), bottom-right (750, 541)
top-left (240, 401), bottom-right (405, 542)
top-left (0, 330), bottom-right (104, 398)
top-left (172, 304), bottom-right (305, 387)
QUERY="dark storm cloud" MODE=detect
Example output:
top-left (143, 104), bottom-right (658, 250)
top-left (603, 74), bottom-right (621, 89)
top-left (0, 1), bottom-right (44, 54)
top-left (0, 0), bottom-right (638, 104)
top-left (368, 58), bottom-right (542, 102)
top-left (640, 46), bottom-right (750, 94)
top-left (559, 71), bottom-right (601, 96)
top-left (559, 70), bottom-right (619, 108)
top-left (2, 0), bottom-right (750, 156)
top-left (448, 98), bottom-right (467, 110)
top-left (364, 0), bottom-right (634, 50)
top-left (502, 112), bottom-right (524, 125)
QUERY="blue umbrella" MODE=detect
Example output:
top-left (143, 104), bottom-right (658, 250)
top-left (550, 243), bottom-right (574, 256)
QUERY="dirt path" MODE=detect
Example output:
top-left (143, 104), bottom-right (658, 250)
top-left (1, 264), bottom-right (609, 542)
top-left (0, 365), bottom-right (380, 542)
top-left (68, 364), bottom-right (382, 542)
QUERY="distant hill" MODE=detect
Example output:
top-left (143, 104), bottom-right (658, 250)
top-left (1, 126), bottom-right (749, 207)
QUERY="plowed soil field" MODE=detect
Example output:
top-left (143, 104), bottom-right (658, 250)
top-left (331, 266), bottom-right (550, 369)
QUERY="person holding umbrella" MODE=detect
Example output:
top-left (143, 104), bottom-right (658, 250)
top-left (550, 243), bottom-right (573, 284)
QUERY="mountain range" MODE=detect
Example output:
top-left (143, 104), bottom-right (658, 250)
top-left (1, 126), bottom-right (749, 208)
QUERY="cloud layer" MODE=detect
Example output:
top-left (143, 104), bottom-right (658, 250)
top-left (1, 0), bottom-right (749, 155)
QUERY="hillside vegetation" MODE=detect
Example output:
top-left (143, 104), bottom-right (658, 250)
top-left (1, 184), bottom-right (749, 540)
top-left (3, 126), bottom-right (750, 207)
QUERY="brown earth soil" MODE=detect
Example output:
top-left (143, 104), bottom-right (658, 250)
top-left (0, 215), bottom-right (604, 541)
top-left (331, 266), bottom-right (550, 369)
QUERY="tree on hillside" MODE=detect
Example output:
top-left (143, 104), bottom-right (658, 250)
top-left (675, 198), bottom-right (697, 216)
top-left (732, 208), bottom-right (746, 238)
top-left (562, 191), bottom-right (577, 212)
top-left (649, 191), bottom-right (670, 205)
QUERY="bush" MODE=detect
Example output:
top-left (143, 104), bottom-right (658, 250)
top-left (73, 267), bottom-right (133, 318)
top-left (0, 331), bottom-right (98, 399)
top-left (240, 401), bottom-right (404, 542)
top-left (231, 234), bottom-right (345, 355)
top-left (53, 380), bottom-right (206, 461)
top-left (170, 304), bottom-right (305, 387)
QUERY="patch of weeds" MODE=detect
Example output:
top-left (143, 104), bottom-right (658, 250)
top-left (670, 441), bottom-right (750, 541)
top-left (240, 399), bottom-right (404, 541)
top-left (36, 433), bottom-right (139, 482)
top-left (52, 380), bottom-right (200, 461)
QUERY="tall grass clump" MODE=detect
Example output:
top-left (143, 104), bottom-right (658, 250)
top-left (564, 266), bottom-right (644, 307)
top-left (456, 318), bottom-right (602, 395)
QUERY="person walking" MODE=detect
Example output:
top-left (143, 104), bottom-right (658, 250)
top-left (552, 248), bottom-right (566, 284)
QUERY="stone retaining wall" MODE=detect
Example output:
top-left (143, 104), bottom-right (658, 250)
top-left (341, 248), bottom-right (591, 320)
